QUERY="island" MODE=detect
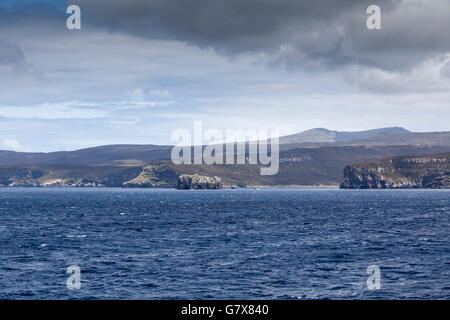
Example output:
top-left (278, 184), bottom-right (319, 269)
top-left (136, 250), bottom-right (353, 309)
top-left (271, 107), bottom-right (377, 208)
top-left (177, 174), bottom-right (223, 190)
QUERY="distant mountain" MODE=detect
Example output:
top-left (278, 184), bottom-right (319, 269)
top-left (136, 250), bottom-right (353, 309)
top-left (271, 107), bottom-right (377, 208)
top-left (279, 127), bottom-right (409, 144)
top-left (3, 127), bottom-right (448, 167)
top-left (340, 131), bottom-right (450, 146)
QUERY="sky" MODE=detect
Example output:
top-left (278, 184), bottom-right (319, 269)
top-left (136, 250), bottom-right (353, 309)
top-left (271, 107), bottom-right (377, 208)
top-left (0, 0), bottom-right (449, 151)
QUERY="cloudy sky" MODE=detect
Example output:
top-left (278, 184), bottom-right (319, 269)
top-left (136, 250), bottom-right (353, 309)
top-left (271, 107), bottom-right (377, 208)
top-left (1, 0), bottom-right (449, 151)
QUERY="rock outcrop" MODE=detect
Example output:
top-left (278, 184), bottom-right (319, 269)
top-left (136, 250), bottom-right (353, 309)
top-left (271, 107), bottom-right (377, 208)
top-left (122, 163), bottom-right (177, 188)
top-left (177, 174), bottom-right (223, 190)
top-left (340, 153), bottom-right (450, 189)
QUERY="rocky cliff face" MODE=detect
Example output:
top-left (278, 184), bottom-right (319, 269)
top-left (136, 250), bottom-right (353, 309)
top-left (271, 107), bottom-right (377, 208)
top-left (340, 153), bottom-right (450, 189)
top-left (177, 174), bottom-right (223, 190)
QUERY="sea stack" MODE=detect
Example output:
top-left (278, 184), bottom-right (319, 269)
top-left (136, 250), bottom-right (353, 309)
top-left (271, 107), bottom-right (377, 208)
top-left (177, 174), bottom-right (223, 190)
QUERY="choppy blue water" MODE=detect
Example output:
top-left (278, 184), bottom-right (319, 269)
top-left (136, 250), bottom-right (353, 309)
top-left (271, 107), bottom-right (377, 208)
top-left (0, 188), bottom-right (449, 299)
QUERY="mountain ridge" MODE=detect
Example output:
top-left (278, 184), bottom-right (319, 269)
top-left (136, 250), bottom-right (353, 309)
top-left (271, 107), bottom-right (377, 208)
top-left (2, 127), bottom-right (449, 166)
top-left (279, 127), bottom-right (410, 144)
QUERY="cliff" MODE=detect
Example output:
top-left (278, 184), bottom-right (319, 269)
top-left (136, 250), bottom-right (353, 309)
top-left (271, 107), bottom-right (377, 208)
top-left (340, 153), bottom-right (450, 189)
top-left (177, 174), bottom-right (223, 190)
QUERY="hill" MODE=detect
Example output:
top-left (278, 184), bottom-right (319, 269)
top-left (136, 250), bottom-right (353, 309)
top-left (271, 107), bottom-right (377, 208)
top-left (2, 127), bottom-right (449, 167)
top-left (0, 144), bottom-right (173, 166)
top-left (279, 127), bottom-right (409, 144)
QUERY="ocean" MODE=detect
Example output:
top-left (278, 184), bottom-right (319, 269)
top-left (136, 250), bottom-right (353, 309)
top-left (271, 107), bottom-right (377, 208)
top-left (0, 188), bottom-right (448, 299)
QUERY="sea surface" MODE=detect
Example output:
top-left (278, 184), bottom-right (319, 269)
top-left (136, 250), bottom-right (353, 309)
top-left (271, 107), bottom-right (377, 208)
top-left (0, 188), bottom-right (448, 299)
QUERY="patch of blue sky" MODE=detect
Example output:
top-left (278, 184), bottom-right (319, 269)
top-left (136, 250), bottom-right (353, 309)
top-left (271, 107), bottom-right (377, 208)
top-left (0, 0), bottom-right (67, 12)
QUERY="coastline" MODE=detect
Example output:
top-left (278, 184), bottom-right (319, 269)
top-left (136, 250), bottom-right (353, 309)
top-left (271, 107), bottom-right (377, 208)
top-left (0, 185), bottom-right (340, 189)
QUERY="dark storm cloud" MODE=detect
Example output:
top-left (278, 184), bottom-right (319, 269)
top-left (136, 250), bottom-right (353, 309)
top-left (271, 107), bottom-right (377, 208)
top-left (71, 1), bottom-right (392, 64)
top-left (70, 0), bottom-right (450, 71)
top-left (72, 0), bottom-right (376, 42)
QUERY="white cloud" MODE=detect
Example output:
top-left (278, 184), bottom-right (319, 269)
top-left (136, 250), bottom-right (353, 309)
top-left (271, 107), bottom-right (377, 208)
top-left (346, 55), bottom-right (450, 93)
top-left (0, 100), bottom-right (174, 120)
top-left (148, 89), bottom-right (171, 97)
top-left (440, 58), bottom-right (450, 78)
top-left (128, 88), bottom-right (144, 98)
top-left (1, 139), bottom-right (29, 152)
